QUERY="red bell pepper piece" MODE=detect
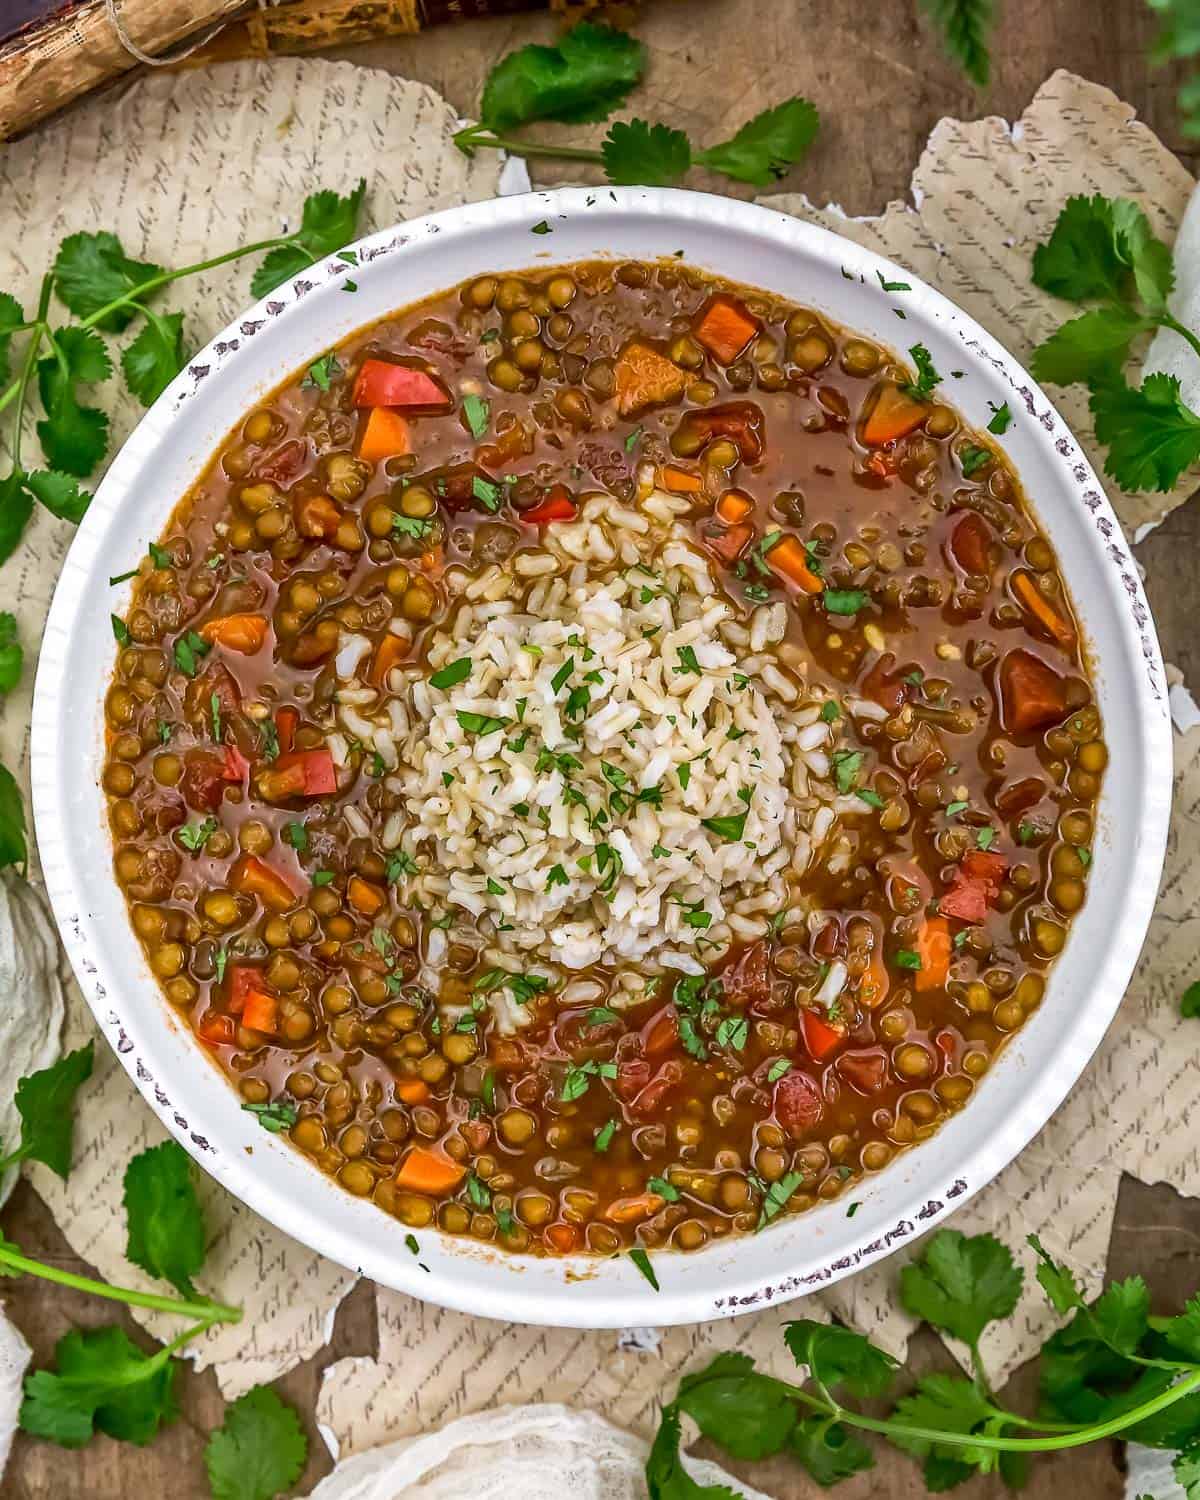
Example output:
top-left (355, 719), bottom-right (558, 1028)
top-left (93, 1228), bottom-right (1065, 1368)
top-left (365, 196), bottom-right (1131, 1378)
top-left (352, 358), bottom-right (451, 412)
top-left (523, 486), bottom-right (577, 525)
top-left (801, 1008), bottom-right (842, 1061)
top-left (223, 745), bottom-right (251, 782)
top-left (998, 650), bottom-right (1069, 735)
top-left (275, 706), bottom-right (299, 754)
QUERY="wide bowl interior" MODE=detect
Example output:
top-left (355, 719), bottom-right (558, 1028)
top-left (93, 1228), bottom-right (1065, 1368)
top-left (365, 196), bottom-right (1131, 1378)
top-left (30, 187), bottom-right (1171, 1327)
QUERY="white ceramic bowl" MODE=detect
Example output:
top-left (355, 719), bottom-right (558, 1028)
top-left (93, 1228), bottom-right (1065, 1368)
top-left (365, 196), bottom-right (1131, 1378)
top-left (31, 187), bottom-right (1171, 1327)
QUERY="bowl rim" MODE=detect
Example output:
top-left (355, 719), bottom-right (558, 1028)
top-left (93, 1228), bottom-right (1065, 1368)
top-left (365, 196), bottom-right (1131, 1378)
top-left (30, 184), bottom-right (1172, 1327)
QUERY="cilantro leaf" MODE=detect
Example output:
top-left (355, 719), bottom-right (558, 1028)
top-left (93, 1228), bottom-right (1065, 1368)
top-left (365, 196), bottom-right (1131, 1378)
top-left (1183, 980), bottom-right (1200, 1018)
top-left (602, 119), bottom-right (692, 186)
top-left (1176, 1445), bottom-right (1200, 1500)
top-left (0, 613), bottom-right (21, 694)
top-left (1029, 305), bottom-right (1152, 389)
top-left (251, 180), bottom-right (367, 299)
top-left (986, 400), bottom-right (1012, 434)
top-left (899, 1229), bottom-right (1023, 1349)
top-left (52, 231), bottom-right (163, 332)
top-left (784, 1319), bottom-right (898, 1399)
top-left (24, 469), bottom-right (91, 523)
top-left (1033, 194), bottom-right (1174, 311)
top-left (919, 0), bottom-right (994, 86)
top-left (701, 810), bottom-right (749, 841)
top-left (791, 1417), bottom-right (875, 1486)
top-left (901, 342), bottom-right (941, 400)
top-left (695, 97), bottom-right (820, 186)
top-left (123, 1140), bottom-right (207, 1301)
top-left (20, 1325), bottom-right (179, 1448)
top-left (303, 353), bottom-right (342, 391)
top-left (0, 472), bottom-right (35, 566)
top-left (1090, 372), bottom-right (1200, 492)
top-left (121, 311), bottom-right (186, 406)
top-left (204, 1385), bottom-right (308, 1500)
top-left (888, 1373), bottom-right (996, 1477)
top-left (36, 328), bottom-right (112, 477)
top-left (0, 761), bottom-right (28, 871)
top-left (646, 1404), bottom-right (741, 1500)
top-left (13, 1043), bottom-right (94, 1178)
top-left (480, 22), bottom-right (645, 131)
top-left (675, 1351), bottom-right (797, 1459)
top-left (0, 293), bottom-right (23, 385)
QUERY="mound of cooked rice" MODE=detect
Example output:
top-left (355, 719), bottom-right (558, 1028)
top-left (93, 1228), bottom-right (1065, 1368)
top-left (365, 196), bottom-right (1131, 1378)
top-left (331, 483), bottom-right (856, 1025)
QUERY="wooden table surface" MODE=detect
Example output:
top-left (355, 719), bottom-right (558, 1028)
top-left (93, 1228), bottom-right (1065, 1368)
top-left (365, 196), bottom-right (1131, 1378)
top-left (4, 2), bottom-right (1199, 1496)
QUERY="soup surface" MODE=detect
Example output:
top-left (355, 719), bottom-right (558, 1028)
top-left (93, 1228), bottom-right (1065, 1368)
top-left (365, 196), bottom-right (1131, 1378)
top-left (103, 259), bottom-right (1104, 1259)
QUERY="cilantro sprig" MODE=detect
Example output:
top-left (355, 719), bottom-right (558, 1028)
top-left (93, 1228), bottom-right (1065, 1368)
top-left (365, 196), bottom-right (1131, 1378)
top-left (1030, 193), bottom-right (1200, 492)
top-left (919, 0), bottom-right (995, 87)
top-left (453, 23), bottom-right (818, 189)
top-left (645, 1226), bottom-right (1200, 1498)
top-left (0, 180), bottom-right (365, 566)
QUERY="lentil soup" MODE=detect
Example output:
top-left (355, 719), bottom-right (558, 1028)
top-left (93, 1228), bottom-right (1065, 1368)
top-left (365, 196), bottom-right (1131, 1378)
top-left (103, 260), bottom-right (1103, 1259)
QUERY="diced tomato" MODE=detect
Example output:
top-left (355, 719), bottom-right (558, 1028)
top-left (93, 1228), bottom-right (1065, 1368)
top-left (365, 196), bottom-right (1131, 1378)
top-left (836, 1048), bottom-right (888, 1095)
top-left (629, 1060), bottom-right (684, 1118)
top-left (641, 1004), bottom-right (679, 1060)
top-left (250, 439), bottom-right (308, 486)
top-left (938, 878), bottom-right (989, 925)
top-left (949, 513), bottom-right (994, 576)
top-left (352, 358), bottom-right (452, 412)
top-left (227, 964), bottom-right (270, 1016)
top-left (294, 493), bottom-right (342, 540)
top-left (998, 649), bottom-right (1069, 735)
top-left (615, 1057), bottom-right (652, 1102)
top-left (801, 1008), bottom-right (842, 1062)
top-left (707, 522), bottom-right (753, 562)
top-left (676, 402), bottom-right (765, 462)
top-left (774, 1070), bottom-right (824, 1136)
top-left (613, 341), bottom-right (687, 417)
top-left (223, 744), bottom-right (251, 782)
top-left (179, 750), bottom-right (230, 812)
top-left (693, 293), bottom-right (761, 364)
top-left (962, 850), bottom-right (1007, 886)
top-left (721, 940), bottom-right (772, 1007)
top-left (523, 485), bottom-right (576, 525)
top-left (230, 854), bottom-right (299, 912)
top-left (197, 1013), bottom-right (236, 1046)
top-left (259, 747), bottom-right (337, 801)
top-left (813, 920), bottom-right (844, 959)
top-left (860, 652), bottom-right (911, 714)
top-left (861, 383), bottom-right (927, 447)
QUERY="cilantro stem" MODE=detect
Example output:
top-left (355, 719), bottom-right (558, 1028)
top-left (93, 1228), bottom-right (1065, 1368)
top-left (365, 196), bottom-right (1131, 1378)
top-left (0, 1143), bottom-right (32, 1175)
top-left (1159, 312), bottom-right (1200, 369)
top-left (783, 1367), bottom-right (1200, 1452)
top-left (3, 274), bottom-right (52, 468)
top-left (0, 1242), bottom-right (241, 1326)
top-left (453, 123), bottom-right (605, 166)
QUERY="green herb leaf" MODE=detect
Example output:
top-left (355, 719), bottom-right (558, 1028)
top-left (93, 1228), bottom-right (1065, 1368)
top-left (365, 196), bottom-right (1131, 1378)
top-left (455, 710), bottom-right (509, 736)
top-left (958, 443), bottom-right (993, 477)
top-left (20, 1325), bottom-right (179, 1448)
top-left (462, 393), bottom-right (490, 437)
top-left (603, 119), bottom-right (693, 186)
top-left (675, 644), bottom-right (701, 676)
top-left (645, 1405), bottom-right (738, 1500)
top-left (987, 400), bottom-right (1012, 433)
top-left (122, 311), bottom-right (186, 406)
top-left (899, 1229), bottom-right (1023, 1349)
top-left (702, 810), bottom-right (749, 842)
top-left (594, 1118), bottom-right (618, 1153)
top-left (25, 469), bottom-right (91, 523)
top-left (251, 180), bottom-right (367, 299)
top-left (52, 231), bottom-right (164, 332)
top-left (0, 293), bottom-right (24, 386)
top-left (0, 613), bottom-right (22, 694)
top-left (1090, 372), bottom-right (1200, 492)
top-left (784, 1319), bottom-right (899, 1398)
top-left (823, 588), bottom-right (868, 615)
top-left (629, 1246), bottom-right (659, 1290)
top-left (204, 1385), bottom-right (308, 1500)
top-left (676, 1351), bottom-right (797, 1459)
top-left (887, 1372), bottom-right (995, 1478)
top-left (1032, 195), bottom-right (1174, 312)
top-left (392, 514), bottom-right (434, 540)
top-left (695, 96), bottom-right (819, 186)
top-left (431, 657), bottom-right (472, 690)
top-left (757, 1170), bottom-right (804, 1229)
top-left (303, 353), bottom-right (342, 391)
top-left (242, 1101), bottom-right (298, 1134)
top-left (918, 0), bottom-right (994, 87)
top-left (36, 328), bottom-right (112, 477)
top-left (0, 762), bottom-right (28, 871)
top-left (479, 22), bottom-right (645, 132)
top-left (12, 1043), bottom-right (94, 1179)
top-left (123, 1141), bottom-right (207, 1301)
top-left (173, 628), bottom-right (211, 677)
top-left (1183, 981), bottom-right (1200, 1018)
top-left (900, 342), bottom-right (941, 401)
top-left (1030, 305), bottom-right (1152, 389)
top-left (791, 1417), bottom-right (875, 1485)
top-left (895, 949), bottom-right (922, 970)
top-left (472, 474), bottom-right (501, 511)
top-left (831, 749), bottom-right (864, 794)
top-left (0, 472), bottom-right (36, 565)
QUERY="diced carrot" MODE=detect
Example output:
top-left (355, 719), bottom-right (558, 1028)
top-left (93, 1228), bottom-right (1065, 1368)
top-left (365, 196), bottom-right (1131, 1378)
top-left (395, 1145), bottom-right (465, 1196)
top-left (199, 613), bottom-right (269, 655)
top-left (544, 1221), bottom-right (580, 1254)
top-left (358, 406), bottom-right (411, 464)
top-left (836, 1049), bottom-right (888, 1094)
top-left (708, 523), bottom-right (753, 562)
top-left (419, 545), bottom-right (443, 575)
top-left (693, 293), bottom-right (761, 365)
top-left (1012, 571), bottom-right (1076, 647)
top-left (613, 341), bottom-right (686, 417)
top-left (861, 383), bottom-right (928, 447)
top-left (858, 949), bottom-right (890, 1009)
top-left (715, 488), bottom-right (754, 523)
top-left (259, 747), bottom-right (337, 802)
top-left (914, 917), bottom-right (951, 991)
top-left (949, 513), bottom-right (994, 576)
top-left (294, 493), bottom-right (342, 540)
top-left (801, 1008), bottom-right (843, 1061)
top-left (661, 465), bottom-right (704, 495)
top-left (230, 854), bottom-right (299, 912)
top-left (604, 1193), bottom-right (665, 1224)
top-left (369, 632), bottom-right (409, 688)
top-left (523, 485), bottom-right (576, 525)
top-left (275, 706), bottom-right (299, 754)
top-left (396, 1079), bottom-right (431, 1105)
top-left (766, 533), bottom-right (824, 594)
top-left (197, 1013), bottom-right (236, 1046)
top-left (998, 650), bottom-right (1068, 735)
top-left (241, 989), bottom-right (279, 1035)
top-left (348, 876), bottom-right (386, 915)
